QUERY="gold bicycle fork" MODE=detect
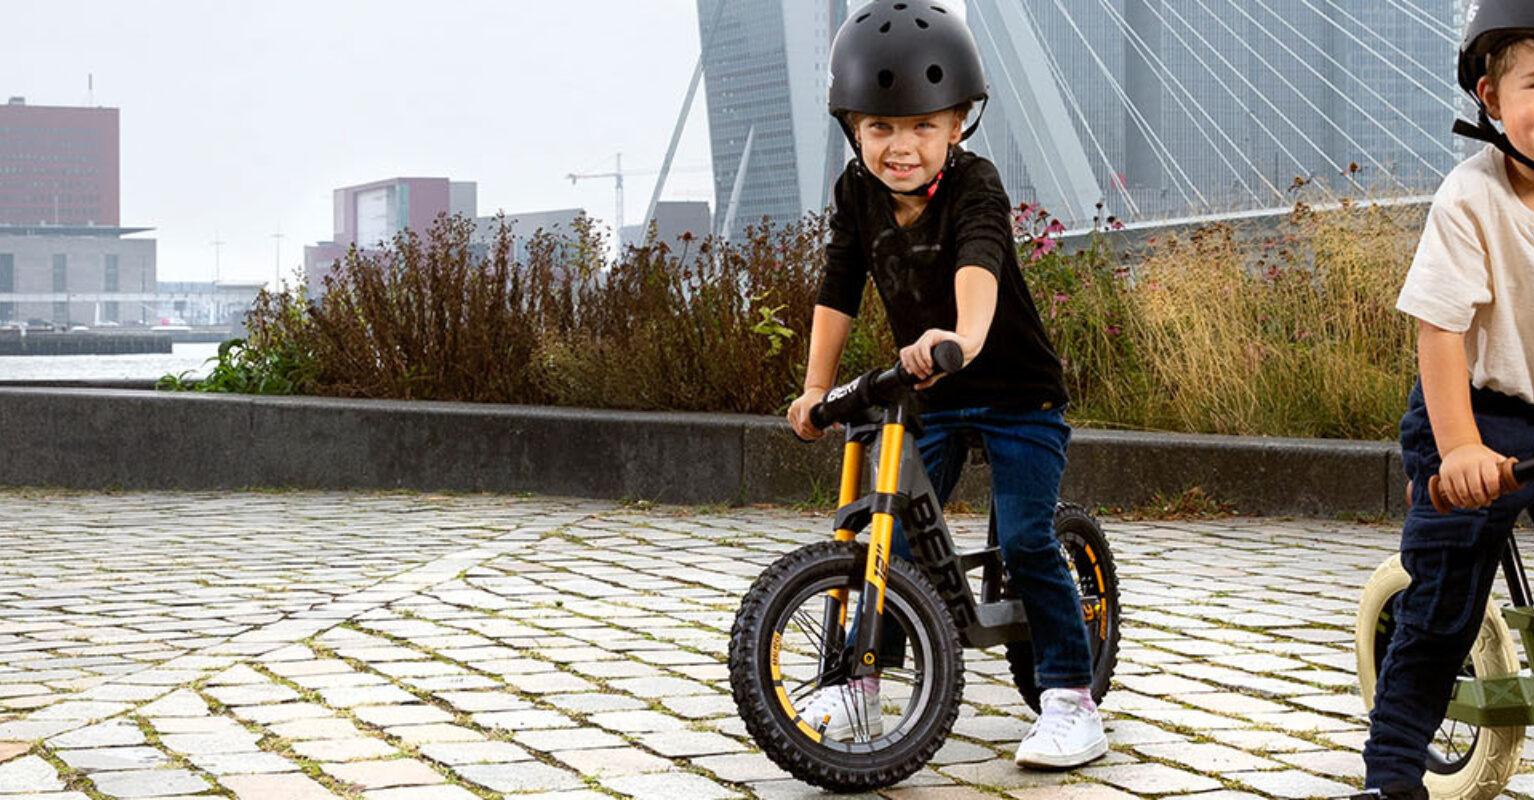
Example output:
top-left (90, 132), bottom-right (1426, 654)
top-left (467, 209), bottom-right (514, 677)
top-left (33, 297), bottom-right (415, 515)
top-left (828, 414), bottom-right (909, 677)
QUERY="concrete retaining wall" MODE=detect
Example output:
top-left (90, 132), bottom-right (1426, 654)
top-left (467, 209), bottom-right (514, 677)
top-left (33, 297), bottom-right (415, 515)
top-left (0, 388), bottom-right (1405, 517)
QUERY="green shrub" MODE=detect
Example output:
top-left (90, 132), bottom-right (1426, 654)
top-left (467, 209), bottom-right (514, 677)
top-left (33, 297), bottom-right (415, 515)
top-left (171, 200), bottom-right (1423, 440)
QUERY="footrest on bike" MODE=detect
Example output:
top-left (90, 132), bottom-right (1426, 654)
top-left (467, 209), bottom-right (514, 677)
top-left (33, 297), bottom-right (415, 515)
top-left (1501, 605), bottom-right (1534, 630)
top-left (1447, 675), bottom-right (1534, 727)
top-left (956, 547), bottom-right (1001, 573)
top-left (1499, 606), bottom-right (1534, 657)
top-left (962, 600), bottom-right (1030, 649)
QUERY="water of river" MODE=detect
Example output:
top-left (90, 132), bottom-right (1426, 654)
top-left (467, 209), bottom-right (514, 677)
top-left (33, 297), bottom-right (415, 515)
top-left (0, 342), bottom-right (222, 382)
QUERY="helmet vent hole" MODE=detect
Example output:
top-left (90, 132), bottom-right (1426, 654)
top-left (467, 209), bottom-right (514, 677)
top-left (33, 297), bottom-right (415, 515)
top-left (878, 69), bottom-right (896, 89)
top-left (926, 64), bottom-right (943, 83)
top-left (916, 17), bottom-right (929, 28)
top-left (893, 2), bottom-right (907, 8)
top-left (856, 12), bottom-right (870, 22)
top-left (931, 4), bottom-right (947, 12)
top-left (879, 21), bottom-right (891, 33)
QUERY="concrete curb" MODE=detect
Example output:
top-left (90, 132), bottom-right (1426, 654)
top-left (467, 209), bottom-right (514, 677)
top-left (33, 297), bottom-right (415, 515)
top-left (0, 387), bottom-right (1405, 517)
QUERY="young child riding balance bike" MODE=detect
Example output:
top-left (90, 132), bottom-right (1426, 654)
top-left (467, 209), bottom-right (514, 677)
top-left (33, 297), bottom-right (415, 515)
top-left (783, 0), bottom-right (1106, 770)
top-left (1356, 2), bottom-right (1534, 797)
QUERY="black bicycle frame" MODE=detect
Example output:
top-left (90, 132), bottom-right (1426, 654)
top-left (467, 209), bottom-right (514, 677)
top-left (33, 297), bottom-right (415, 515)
top-left (818, 400), bottom-right (1032, 682)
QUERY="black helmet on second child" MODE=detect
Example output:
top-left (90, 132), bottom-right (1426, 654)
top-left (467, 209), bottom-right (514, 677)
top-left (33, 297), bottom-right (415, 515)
top-left (1456, 0), bottom-right (1534, 170)
top-left (828, 0), bottom-right (988, 194)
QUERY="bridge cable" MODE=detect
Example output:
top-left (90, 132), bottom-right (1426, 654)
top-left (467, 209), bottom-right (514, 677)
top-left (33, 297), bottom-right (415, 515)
top-left (1016, 0), bottom-right (1144, 216)
top-left (1239, 0), bottom-right (1449, 180)
top-left (1139, 0), bottom-right (1334, 199)
top-left (968, 3), bottom-right (1076, 216)
top-left (1090, 0), bottom-right (1273, 207)
top-left (1164, 1), bottom-right (1366, 194)
top-left (1048, 0), bottom-right (1207, 209)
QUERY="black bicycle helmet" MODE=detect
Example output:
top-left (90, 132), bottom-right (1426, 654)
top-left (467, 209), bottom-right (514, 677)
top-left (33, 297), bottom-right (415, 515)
top-left (828, 0), bottom-right (988, 195)
top-left (1455, 0), bottom-right (1534, 170)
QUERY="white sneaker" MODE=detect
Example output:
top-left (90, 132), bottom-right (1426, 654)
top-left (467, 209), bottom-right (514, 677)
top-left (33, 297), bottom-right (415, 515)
top-left (1014, 688), bottom-right (1108, 769)
top-left (800, 678), bottom-right (883, 741)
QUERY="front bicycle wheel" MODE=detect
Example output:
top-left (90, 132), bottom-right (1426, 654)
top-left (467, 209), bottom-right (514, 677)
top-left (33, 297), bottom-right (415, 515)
top-left (1356, 554), bottom-right (1522, 800)
top-left (729, 540), bottom-right (963, 792)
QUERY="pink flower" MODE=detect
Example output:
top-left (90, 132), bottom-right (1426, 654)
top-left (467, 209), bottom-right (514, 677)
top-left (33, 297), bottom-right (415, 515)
top-left (1106, 325), bottom-right (1122, 336)
top-left (1046, 219), bottom-right (1066, 235)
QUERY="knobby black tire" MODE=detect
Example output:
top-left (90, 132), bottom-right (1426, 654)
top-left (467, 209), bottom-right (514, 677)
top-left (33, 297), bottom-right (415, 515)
top-left (1007, 503), bottom-right (1121, 714)
top-left (729, 540), bottom-right (964, 792)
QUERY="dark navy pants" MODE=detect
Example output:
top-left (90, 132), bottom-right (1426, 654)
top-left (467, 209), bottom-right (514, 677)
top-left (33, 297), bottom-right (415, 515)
top-left (1364, 381), bottom-right (1534, 790)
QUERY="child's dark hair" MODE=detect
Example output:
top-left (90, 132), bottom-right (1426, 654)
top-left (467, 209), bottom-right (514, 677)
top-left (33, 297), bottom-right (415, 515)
top-left (1486, 30), bottom-right (1534, 86)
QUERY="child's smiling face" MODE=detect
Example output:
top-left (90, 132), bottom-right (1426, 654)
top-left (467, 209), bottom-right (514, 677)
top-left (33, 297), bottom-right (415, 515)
top-left (1482, 40), bottom-right (1534, 174)
top-left (855, 109), bottom-right (965, 193)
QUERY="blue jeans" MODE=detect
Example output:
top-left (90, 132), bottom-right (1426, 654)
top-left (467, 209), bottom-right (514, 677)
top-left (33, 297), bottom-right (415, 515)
top-left (1364, 381), bottom-right (1534, 790)
top-left (864, 405), bottom-right (1094, 689)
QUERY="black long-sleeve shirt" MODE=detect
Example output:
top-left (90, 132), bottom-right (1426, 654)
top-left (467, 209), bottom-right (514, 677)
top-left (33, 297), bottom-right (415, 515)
top-left (816, 150), bottom-right (1069, 412)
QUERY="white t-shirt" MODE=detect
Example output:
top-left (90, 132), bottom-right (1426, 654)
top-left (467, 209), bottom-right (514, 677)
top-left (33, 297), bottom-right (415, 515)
top-left (1397, 144), bottom-right (1534, 405)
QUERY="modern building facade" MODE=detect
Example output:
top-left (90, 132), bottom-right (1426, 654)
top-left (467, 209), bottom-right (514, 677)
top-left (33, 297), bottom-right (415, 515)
top-left (304, 177), bottom-right (478, 286)
top-left (620, 201), bottom-right (712, 249)
top-left (697, 0), bottom-right (847, 240)
top-left (473, 208), bottom-right (587, 264)
top-left (0, 97), bottom-right (157, 327)
top-left (153, 280), bottom-right (265, 327)
top-left (0, 226), bottom-right (156, 326)
top-left (0, 97), bottom-right (119, 227)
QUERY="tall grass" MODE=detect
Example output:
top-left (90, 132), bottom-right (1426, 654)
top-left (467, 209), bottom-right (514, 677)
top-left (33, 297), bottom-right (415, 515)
top-left (1025, 200), bottom-right (1420, 439)
top-left (195, 200), bottom-right (1424, 440)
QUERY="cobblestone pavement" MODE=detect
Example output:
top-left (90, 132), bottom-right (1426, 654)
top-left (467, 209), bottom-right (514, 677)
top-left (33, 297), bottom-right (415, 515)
top-left (0, 491), bottom-right (1527, 799)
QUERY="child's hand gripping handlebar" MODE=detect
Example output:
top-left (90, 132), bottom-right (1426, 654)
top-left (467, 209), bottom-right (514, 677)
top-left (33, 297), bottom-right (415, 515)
top-left (1428, 457), bottom-right (1534, 514)
top-left (804, 340), bottom-right (964, 436)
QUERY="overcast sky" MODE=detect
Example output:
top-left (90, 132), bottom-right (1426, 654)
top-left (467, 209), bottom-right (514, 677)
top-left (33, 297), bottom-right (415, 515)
top-left (7, 1), bottom-right (719, 283)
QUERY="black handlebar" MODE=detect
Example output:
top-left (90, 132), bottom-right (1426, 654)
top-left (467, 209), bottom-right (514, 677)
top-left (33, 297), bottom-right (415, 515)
top-left (806, 340), bottom-right (964, 434)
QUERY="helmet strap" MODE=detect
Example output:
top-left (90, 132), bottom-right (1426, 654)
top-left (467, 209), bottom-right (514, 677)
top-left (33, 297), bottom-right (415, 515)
top-left (959, 96), bottom-right (988, 143)
top-left (1455, 104), bottom-right (1534, 173)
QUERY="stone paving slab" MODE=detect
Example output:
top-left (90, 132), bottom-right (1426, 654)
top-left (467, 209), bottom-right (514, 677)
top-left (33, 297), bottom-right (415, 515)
top-left (0, 490), bottom-right (1528, 798)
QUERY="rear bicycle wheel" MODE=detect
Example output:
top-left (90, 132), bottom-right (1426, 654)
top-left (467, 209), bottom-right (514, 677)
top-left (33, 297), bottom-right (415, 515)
top-left (1007, 503), bottom-right (1121, 713)
top-left (1356, 554), bottom-right (1521, 800)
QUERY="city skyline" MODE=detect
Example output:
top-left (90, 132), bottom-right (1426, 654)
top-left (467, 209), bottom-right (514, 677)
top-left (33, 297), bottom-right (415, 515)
top-left (3, 1), bottom-right (720, 284)
top-left (6, 1), bottom-right (1472, 284)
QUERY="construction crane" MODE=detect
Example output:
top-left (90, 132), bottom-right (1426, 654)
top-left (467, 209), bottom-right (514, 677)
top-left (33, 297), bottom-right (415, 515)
top-left (567, 153), bottom-right (711, 238)
top-left (567, 153), bottom-right (627, 235)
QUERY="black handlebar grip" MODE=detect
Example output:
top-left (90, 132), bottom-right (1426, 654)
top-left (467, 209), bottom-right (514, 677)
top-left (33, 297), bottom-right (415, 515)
top-left (932, 340), bottom-right (963, 376)
top-left (808, 404), bottom-right (830, 434)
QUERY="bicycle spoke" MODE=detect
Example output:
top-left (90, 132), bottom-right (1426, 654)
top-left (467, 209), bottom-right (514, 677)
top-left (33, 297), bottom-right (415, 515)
top-left (788, 608), bottom-right (830, 661)
top-left (790, 607), bottom-right (827, 643)
top-left (789, 663), bottom-right (850, 703)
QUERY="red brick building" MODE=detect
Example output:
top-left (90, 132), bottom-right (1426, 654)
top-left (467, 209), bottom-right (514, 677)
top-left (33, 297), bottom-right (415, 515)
top-left (0, 97), bottom-right (119, 227)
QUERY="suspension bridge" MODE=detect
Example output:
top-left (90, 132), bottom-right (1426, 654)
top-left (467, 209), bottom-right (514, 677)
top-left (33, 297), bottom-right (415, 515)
top-left (657, 0), bottom-right (1468, 238)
